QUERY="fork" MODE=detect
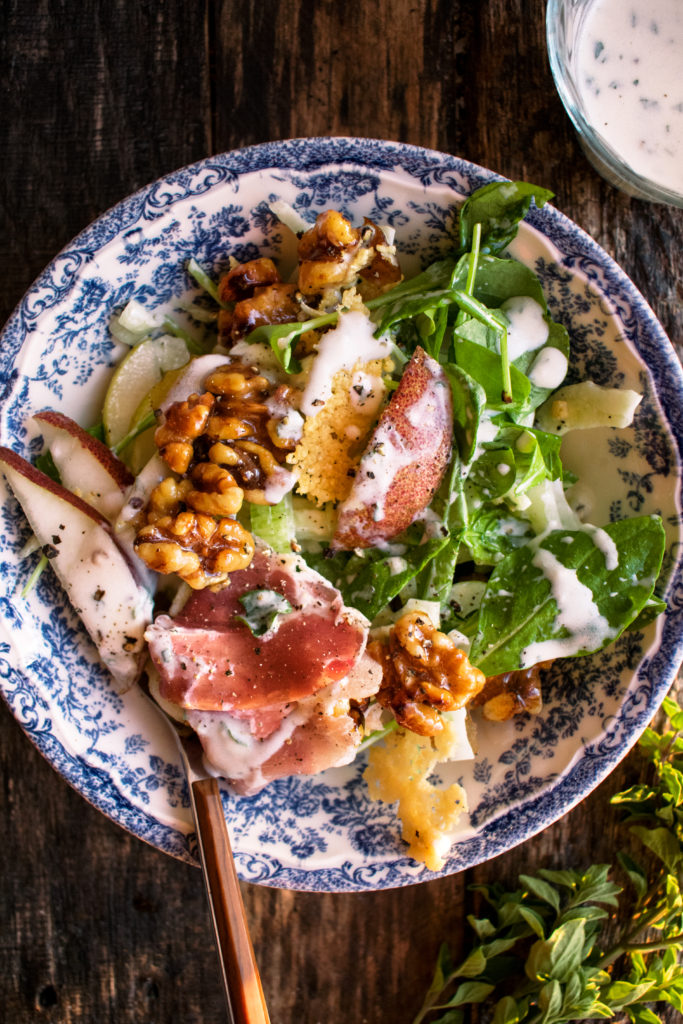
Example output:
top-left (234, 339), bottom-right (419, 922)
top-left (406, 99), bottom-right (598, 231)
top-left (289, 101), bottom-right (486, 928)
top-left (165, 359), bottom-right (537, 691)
top-left (156, 706), bottom-right (271, 1024)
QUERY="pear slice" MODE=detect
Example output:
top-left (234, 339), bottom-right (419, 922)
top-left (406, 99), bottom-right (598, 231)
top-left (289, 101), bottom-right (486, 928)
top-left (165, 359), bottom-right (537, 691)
top-left (332, 346), bottom-right (453, 549)
top-left (32, 410), bottom-right (134, 522)
top-left (0, 446), bottom-right (153, 692)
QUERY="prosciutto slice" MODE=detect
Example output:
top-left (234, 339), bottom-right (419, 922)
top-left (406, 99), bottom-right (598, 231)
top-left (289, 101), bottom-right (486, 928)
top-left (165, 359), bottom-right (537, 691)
top-left (146, 548), bottom-right (369, 711)
top-left (146, 546), bottom-right (382, 793)
top-left (186, 654), bottom-right (383, 794)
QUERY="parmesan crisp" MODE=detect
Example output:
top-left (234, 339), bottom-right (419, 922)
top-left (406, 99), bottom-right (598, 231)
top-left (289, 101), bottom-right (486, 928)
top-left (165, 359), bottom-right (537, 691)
top-left (364, 720), bottom-right (468, 871)
top-left (287, 358), bottom-right (386, 506)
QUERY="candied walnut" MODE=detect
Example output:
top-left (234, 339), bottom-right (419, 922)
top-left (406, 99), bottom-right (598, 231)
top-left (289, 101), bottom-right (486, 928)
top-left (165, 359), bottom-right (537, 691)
top-left (218, 258), bottom-right (281, 304)
top-left (357, 220), bottom-right (402, 300)
top-left (297, 210), bottom-right (374, 298)
top-left (222, 283), bottom-right (300, 345)
top-left (186, 462), bottom-right (244, 517)
top-left (369, 611), bottom-right (486, 737)
top-left (151, 363), bottom-right (296, 507)
top-left (146, 476), bottom-right (192, 523)
top-left (198, 363), bottom-right (297, 498)
top-left (134, 512), bottom-right (254, 589)
top-left (471, 664), bottom-right (547, 721)
top-left (155, 392), bottom-right (215, 474)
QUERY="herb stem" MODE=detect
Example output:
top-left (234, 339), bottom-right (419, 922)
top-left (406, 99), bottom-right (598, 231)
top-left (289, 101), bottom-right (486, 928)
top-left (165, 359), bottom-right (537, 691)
top-left (624, 932), bottom-right (683, 954)
top-left (21, 552), bottom-right (49, 597)
top-left (112, 410), bottom-right (157, 454)
top-left (455, 221), bottom-right (482, 329)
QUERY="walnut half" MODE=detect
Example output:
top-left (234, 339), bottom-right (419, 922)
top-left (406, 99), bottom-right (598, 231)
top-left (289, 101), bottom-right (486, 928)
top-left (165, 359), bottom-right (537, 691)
top-left (369, 611), bottom-right (486, 736)
top-left (134, 512), bottom-right (254, 589)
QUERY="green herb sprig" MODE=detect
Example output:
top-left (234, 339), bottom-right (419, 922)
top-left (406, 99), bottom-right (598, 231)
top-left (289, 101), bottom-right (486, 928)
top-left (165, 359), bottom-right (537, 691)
top-left (413, 692), bottom-right (683, 1024)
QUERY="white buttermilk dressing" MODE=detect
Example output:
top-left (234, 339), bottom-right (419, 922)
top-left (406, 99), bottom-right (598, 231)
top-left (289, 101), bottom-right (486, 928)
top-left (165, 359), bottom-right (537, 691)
top-left (528, 346), bottom-right (568, 389)
top-left (271, 409), bottom-right (304, 443)
top-left (300, 311), bottom-right (392, 416)
top-left (342, 431), bottom-right (418, 525)
top-left (575, 0), bottom-right (683, 195)
top-left (499, 296), bottom-right (549, 361)
top-left (405, 384), bottom-right (441, 428)
top-left (349, 370), bottom-right (386, 417)
top-left (188, 706), bottom-right (311, 785)
top-left (521, 546), bottom-right (616, 667)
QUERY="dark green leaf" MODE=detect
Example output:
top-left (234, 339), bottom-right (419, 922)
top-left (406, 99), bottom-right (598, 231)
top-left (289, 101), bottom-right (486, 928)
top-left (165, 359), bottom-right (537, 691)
top-left (525, 919), bottom-right (586, 984)
top-left (445, 980), bottom-right (495, 1006)
top-left (491, 995), bottom-right (522, 1024)
top-left (307, 530), bottom-right (449, 621)
top-left (469, 516), bottom-right (666, 676)
top-left (538, 978), bottom-right (562, 1019)
top-left (520, 874), bottom-right (561, 912)
top-left (631, 825), bottom-right (683, 874)
top-left (518, 905), bottom-right (547, 938)
top-left (458, 181), bottom-right (554, 256)
top-left (454, 948), bottom-right (487, 978)
top-left (235, 589), bottom-right (293, 637)
top-left (453, 335), bottom-right (531, 413)
top-left (603, 979), bottom-right (657, 1009)
top-left (466, 915), bottom-right (497, 941)
top-left (34, 450), bottom-right (60, 483)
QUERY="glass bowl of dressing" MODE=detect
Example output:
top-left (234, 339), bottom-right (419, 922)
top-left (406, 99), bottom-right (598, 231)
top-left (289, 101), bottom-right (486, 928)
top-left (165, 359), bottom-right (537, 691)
top-left (546, 0), bottom-right (683, 207)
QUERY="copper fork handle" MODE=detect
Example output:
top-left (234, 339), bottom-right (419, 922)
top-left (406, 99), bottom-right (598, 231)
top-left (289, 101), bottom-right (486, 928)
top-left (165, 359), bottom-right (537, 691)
top-left (192, 777), bottom-right (270, 1024)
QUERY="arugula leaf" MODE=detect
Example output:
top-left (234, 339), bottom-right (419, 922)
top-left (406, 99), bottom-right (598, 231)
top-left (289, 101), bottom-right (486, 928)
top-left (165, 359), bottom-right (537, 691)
top-left (460, 503), bottom-right (533, 568)
top-left (306, 529), bottom-right (449, 621)
top-left (452, 336), bottom-right (531, 413)
top-left (443, 363), bottom-right (486, 465)
top-left (469, 516), bottom-right (666, 675)
top-left (235, 589), bottom-right (293, 636)
top-left (247, 313), bottom-right (336, 373)
top-left (458, 180), bottom-right (554, 256)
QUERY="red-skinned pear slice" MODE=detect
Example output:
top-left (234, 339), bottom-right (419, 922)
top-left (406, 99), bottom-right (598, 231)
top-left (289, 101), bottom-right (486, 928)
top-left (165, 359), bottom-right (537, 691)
top-left (333, 346), bottom-right (453, 549)
top-left (32, 410), bottom-right (134, 521)
top-left (0, 446), bottom-right (153, 692)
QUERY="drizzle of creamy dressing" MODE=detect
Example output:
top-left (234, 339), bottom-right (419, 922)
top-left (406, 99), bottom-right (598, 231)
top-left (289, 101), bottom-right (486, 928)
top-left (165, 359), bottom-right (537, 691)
top-left (521, 546), bottom-right (616, 667)
top-left (524, 479), bottom-right (620, 571)
top-left (349, 370), bottom-right (386, 417)
top-left (575, 0), bottom-right (683, 195)
top-left (499, 296), bottom-right (549, 361)
top-left (528, 346), bottom-right (568, 389)
top-left (405, 386), bottom-right (441, 428)
top-left (341, 431), bottom-right (417, 525)
top-left (300, 311), bottom-right (392, 416)
top-left (188, 706), bottom-right (310, 784)
top-left (272, 409), bottom-right (304, 443)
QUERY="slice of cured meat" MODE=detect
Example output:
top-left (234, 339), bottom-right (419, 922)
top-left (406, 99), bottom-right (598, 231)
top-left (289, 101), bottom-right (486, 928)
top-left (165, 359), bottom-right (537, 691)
top-left (146, 547), bottom-right (369, 711)
top-left (186, 653), bottom-right (383, 794)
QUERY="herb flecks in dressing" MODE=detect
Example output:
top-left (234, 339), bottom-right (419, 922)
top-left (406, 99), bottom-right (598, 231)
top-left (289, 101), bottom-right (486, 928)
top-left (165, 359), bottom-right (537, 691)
top-left (576, 0), bottom-right (683, 194)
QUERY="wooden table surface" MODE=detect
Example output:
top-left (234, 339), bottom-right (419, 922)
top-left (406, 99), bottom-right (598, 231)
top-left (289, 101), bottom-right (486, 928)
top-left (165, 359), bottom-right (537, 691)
top-left (2, 2), bottom-right (682, 1022)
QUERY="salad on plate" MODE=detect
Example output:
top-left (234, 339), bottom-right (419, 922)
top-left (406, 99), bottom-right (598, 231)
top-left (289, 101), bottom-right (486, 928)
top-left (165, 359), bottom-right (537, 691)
top-left (0, 179), bottom-right (666, 870)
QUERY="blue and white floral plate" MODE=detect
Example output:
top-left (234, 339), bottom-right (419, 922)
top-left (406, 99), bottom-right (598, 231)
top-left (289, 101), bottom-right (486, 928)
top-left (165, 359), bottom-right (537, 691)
top-left (1, 138), bottom-right (682, 892)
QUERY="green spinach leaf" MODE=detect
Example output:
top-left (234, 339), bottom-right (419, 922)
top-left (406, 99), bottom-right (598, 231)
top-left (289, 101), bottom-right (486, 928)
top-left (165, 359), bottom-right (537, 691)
top-left (469, 516), bottom-right (666, 675)
top-left (458, 181), bottom-right (554, 256)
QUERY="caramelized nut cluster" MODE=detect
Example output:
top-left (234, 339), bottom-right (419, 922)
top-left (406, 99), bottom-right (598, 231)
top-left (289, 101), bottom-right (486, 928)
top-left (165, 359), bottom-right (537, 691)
top-left (217, 258), bottom-right (300, 346)
top-left (135, 512), bottom-right (254, 590)
top-left (369, 611), bottom-right (486, 736)
top-left (297, 210), bottom-right (402, 303)
top-left (471, 664), bottom-right (546, 721)
top-left (134, 361), bottom-right (298, 588)
top-left (215, 212), bottom-right (402, 347)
